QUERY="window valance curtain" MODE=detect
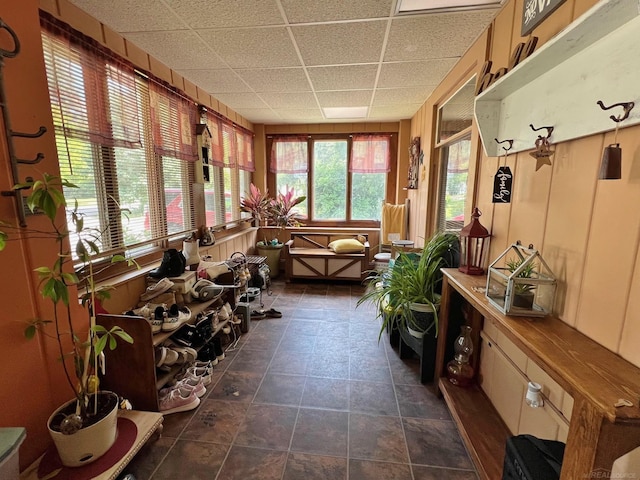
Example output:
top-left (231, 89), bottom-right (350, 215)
top-left (41, 15), bottom-right (141, 150)
top-left (349, 134), bottom-right (391, 173)
top-left (270, 136), bottom-right (309, 173)
top-left (236, 130), bottom-right (255, 172)
top-left (149, 82), bottom-right (198, 161)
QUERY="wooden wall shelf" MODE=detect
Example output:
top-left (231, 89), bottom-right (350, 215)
top-left (435, 268), bottom-right (640, 480)
top-left (475, 0), bottom-right (640, 157)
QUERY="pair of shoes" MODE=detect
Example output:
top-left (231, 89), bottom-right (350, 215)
top-left (159, 375), bottom-right (206, 399)
top-left (149, 249), bottom-right (186, 279)
top-left (155, 346), bottom-right (180, 368)
top-left (161, 304), bottom-right (191, 332)
top-left (251, 310), bottom-right (266, 319)
top-left (171, 324), bottom-right (205, 348)
top-left (158, 386), bottom-right (200, 414)
top-left (195, 312), bottom-right (213, 341)
top-left (124, 305), bottom-right (165, 334)
top-left (264, 308), bottom-right (282, 318)
top-left (141, 277), bottom-right (175, 301)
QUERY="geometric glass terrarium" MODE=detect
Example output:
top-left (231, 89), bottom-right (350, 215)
top-left (485, 241), bottom-right (557, 317)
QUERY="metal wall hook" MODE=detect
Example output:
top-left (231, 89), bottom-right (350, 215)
top-left (597, 100), bottom-right (635, 123)
top-left (11, 126), bottom-right (46, 139)
top-left (494, 138), bottom-right (514, 154)
top-left (529, 123), bottom-right (554, 139)
top-left (16, 153), bottom-right (45, 165)
top-left (0, 19), bottom-right (20, 59)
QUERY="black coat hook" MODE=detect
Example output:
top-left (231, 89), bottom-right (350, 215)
top-left (494, 138), bottom-right (513, 154)
top-left (597, 100), bottom-right (635, 123)
top-left (529, 124), bottom-right (554, 139)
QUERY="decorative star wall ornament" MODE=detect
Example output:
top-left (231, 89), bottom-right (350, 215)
top-left (530, 136), bottom-right (554, 171)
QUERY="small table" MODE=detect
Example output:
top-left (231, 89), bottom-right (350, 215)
top-left (21, 410), bottom-right (163, 480)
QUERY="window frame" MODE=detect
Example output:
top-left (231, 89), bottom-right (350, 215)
top-left (266, 133), bottom-right (396, 227)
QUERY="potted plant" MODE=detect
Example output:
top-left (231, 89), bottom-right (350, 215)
top-left (0, 174), bottom-right (136, 467)
top-left (242, 184), bottom-right (305, 278)
top-left (506, 257), bottom-right (536, 308)
top-left (357, 232), bottom-right (459, 340)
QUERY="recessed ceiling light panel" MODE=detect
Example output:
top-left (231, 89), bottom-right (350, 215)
top-left (323, 107), bottom-right (369, 119)
top-left (397, 0), bottom-right (502, 14)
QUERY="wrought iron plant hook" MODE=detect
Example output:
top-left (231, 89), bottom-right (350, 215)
top-left (494, 138), bottom-right (514, 154)
top-left (596, 100), bottom-right (635, 123)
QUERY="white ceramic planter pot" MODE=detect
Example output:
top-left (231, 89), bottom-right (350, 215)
top-left (47, 391), bottom-right (119, 467)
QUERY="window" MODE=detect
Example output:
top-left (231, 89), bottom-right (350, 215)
top-left (435, 76), bottom-right (475, 232)
top-left (42, 17), bottom-right (200, 261)
top-left (270, 134), bottom-right (390, 222)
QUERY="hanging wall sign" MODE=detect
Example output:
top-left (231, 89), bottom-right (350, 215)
top-left (522, 0), bottom-right (567, 36)
top-left (493, 167), bottom-right (513, 203)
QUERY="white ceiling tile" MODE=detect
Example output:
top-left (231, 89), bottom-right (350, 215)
top-left (316, 91), bottom-right (373, 108)
top-left (378, 59), bottom-right (458, 88)
top-left (292, 21), bottom-right (387, 66)
top-left (236, 68), bottom-right (312, 93)
top-left (384, 10), bottom-right (497, 61)
top-left (198, 27), bottom-right (301, 68)
top-left (124, 31), bottom-right (226, 70)
top-left (235, 108), bottom-right (281, 123)
top-left (259, 92), bottom-right (319, 109)
top-left (281, 0), bottom-right (393, 23)
top-left (369, 104), bottom-right (422, 120)
top-left (374, 86), bottom-right (435, 105)
top-left (177, 69), bottom-right (252, 93)
top-left (212, 92), bottom-right (269, 109)
top-left (168, 0), bottom-right (283, 28)
top-left (307, 65), bottom-right (378, 91)
top-left (69, 0), bottom-right (181, 32)
top-left (275, 108), bottom-right (325, 122)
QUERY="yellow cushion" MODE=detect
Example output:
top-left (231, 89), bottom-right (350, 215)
top-left (328, 238), bottom-right (365, 254)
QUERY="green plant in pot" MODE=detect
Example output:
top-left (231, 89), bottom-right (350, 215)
top-left (357, 231), bottom-right (459, 340)
top-left (506, 257), bottom-right (536, 308)
top-left (0, 173), bottom-right (136, 467)
top-left (242, 184), bottom-right (305, 278)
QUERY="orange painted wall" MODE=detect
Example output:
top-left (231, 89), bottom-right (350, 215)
top-left (410, 0), bottom-right (640, 367)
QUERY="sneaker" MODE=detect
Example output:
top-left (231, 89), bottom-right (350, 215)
top-left (141, 277), bottom-right (174, 301)
top-left (170, 324), bottom-right (202, 347)
top-left (197, 342), bottom-right (219, 366)
top-left (151, 306), bottom-right (167, 334)
top-left (230, 315), bottom-right (242, 325)
top-left (124, 304), bottom-right (153, 319)
top-left (159, 376), bottom-right (206, 399)
top-left (162, 304), bottom-right (191, 332)
top-left (158, 386), bottom-right (200, 414)
top-left (212, 336), bottom-right (225, 361)
top-left (171, 346), bottom-right (198, 364)
top-left (186, 365), bottom-right (213, 386)
top-left (223, 302), bottom-right (233, 317)
top-left (217, 305), bottom-right (230, 322)
top-left (155, 346), bottom-right (180, 368)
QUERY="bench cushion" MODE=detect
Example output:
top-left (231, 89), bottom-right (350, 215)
top-left (328, 238), bottom-right (365, 254)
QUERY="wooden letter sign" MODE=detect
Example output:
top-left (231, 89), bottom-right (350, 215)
top-left (475, 37), bottom-right (538, 96)
top-left (521, 0), bottom-right (567, 36)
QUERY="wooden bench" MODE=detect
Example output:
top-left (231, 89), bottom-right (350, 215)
top-left (285, 232), bottom-right (370, 282)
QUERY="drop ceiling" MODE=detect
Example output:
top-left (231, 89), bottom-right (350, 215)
top-left (68, 0), bottom-right (500, 125)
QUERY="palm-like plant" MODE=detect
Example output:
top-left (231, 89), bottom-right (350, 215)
top-left (240, 183), bottom-right (270, 224)
top-left (358, 232), bottom-right (459, 340)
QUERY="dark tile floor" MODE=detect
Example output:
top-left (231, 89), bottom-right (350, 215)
top-left (123, 280), bottom-right (478, 480)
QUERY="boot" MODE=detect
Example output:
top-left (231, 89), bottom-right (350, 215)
top-left (182, 238), bottom-right (200, 268)
top-left (149, 249), bottom-right (186, 279)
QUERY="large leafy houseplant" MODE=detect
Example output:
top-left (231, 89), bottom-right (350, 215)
top-left (0, 174), bottom-right (135, 446)
top-left (357, 232), bottom-right (459, 340)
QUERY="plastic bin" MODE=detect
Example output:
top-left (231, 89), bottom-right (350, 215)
top-left (0, 428), bottom-right (26, 480)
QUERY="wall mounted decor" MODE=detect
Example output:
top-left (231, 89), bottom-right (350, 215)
top-left (475, 0), bottom-right (640, 157)
top-left (407, 136), bottom-right (420, 189)
top-left (597, 100), bottom-right (635, 180)
top-left (492, 138), bottom-right (513, 204)
top-left (521, 0), bottom-right (567, 36)
top-left (528, 124), bottom-right (555, 171)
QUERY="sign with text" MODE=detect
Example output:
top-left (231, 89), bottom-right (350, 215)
top-left (493, 167), bottom-right (513, 203)
top-left (522, 0), bottom-right (567, 36)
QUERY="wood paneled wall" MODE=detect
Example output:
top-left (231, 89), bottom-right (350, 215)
top-left (410, 0), bottom-right (640, 367)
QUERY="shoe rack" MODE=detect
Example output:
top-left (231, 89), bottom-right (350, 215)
top-left (97, 271), bottom-right (238, 412)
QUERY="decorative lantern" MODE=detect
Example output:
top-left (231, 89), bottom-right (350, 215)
top-left (458, 207), bottom-right (490, 275)
top-left (485, 241), bottom-right (557, 317)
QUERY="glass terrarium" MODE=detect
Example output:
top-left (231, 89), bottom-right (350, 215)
top-left (485, 241), bottom-right (557, 316)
